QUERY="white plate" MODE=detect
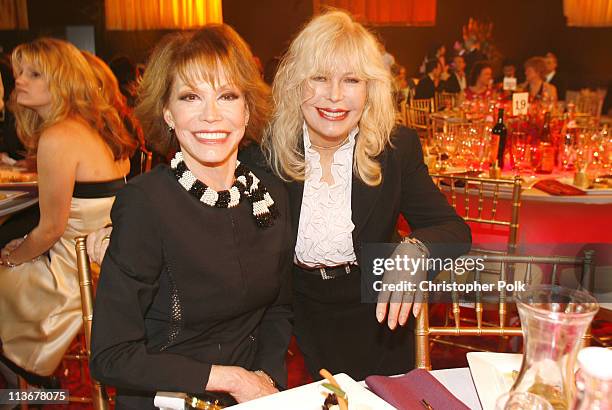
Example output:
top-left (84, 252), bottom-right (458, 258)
top-left (0, 190), bottom-right (28, 206)
top-left (227, 373), bottom-right (396, 410)
top-left (467, 352), bottom-right (523, 410)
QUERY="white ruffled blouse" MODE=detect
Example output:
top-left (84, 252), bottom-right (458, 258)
top-left (294, 123), bottom-right (358, 267)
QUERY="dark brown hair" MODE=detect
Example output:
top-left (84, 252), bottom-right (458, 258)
top-left (135, 25), bottom-right (271, 154)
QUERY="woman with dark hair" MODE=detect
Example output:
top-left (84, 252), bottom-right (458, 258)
top-left (465, 60), bottom-right (493, 100)
top-left (89, 25), bottom-right (293, 409)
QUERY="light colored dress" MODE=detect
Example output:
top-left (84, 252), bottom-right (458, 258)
top-left (0, 179), bottom-right (122, 376)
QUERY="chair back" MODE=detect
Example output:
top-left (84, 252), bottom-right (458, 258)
top-left (434, 92), bottom-right (458, 111)
top-left (415, 250), bottom-right (596, 370)
top-left (397, 99), bottom-right (407, 126)
top-left (75, 236), bottom-right (109, 410)
top-left (566, 89), bottom-right (605, 117)
top-left (429, 174), bottom-right (522, 255)
top-left (139, 147), bottom-right (153, 174)
top-left (409, 97), bottom-right (434, 112)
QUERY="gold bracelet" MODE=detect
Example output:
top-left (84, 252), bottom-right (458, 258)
top-left (254, 370), bottom-right (275, 388)
top-left (2, 251), bottom-right (17, 268)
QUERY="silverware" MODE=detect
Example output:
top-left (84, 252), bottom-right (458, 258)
top-left (420, 398), bottom-right (434, 410)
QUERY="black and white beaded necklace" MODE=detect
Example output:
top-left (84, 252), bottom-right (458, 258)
top-left (170, 151), bottom-right (278, 228)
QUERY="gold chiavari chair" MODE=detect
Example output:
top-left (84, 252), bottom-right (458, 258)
top-left (139, 147), bottom-right (153, 174)
top-left (406, 98), bottom-right (433, 139)
top-left (428, 174), bottom-right (523, 349)
top-left (74, 236), bottom-right (110, 410)
top-left (434, 92), bottom-right (458, 111)
top-left (14, 238), bottom-right (110, 410)
top-left (397, 99), bottom-right (407, 126)
top-left (409, 97), bottom-right (434, 112)
top-left (415, 251), bottom-right (596, 370)
top-left (429, 174), bottom-right (522, 255)
top-left (566, 89), bottom-right (605, 118)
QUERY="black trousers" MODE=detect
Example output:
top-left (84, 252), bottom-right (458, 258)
top-left (293, 266), bottom-right (415, 382)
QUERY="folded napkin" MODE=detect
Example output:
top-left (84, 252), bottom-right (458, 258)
top-left (365, 369), bottom-right (470, 410)
top-left (533, 179), bottom-right (586, 196)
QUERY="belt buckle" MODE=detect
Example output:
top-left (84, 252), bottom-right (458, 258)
top-left (319, 264), bottom-right (351, 280)
top-left (319, 267), bottom-right (331, 280)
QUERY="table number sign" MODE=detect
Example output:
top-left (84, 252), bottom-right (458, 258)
top-left (503, 77), bottom-right (517, 91)
top-left (512, 92), bottom-right (529, 116)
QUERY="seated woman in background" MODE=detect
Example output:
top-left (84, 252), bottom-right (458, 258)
top-left (81, 51), bottom-right (149, 179)
top-left (0, 38), bottom-right (135, 379)
top-left (464, 61), bottom-right (494, 100)
top-left (89, 25), bottom-right (293, 409)
top-left (521, 56), bottom-right (558, 104)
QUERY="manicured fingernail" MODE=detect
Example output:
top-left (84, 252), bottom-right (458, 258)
top-left (376, 311), bottom-right (384, 322)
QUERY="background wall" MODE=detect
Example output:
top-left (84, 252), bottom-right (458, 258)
top-left (1, 0), bottom-right (610, 89)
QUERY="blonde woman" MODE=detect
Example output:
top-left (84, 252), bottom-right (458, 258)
top-left (0, 38), bottom-right (134, 378)
top-left (262, 11), bottom-right (471, 380)
top-left (82, 51), bottom-right (148, 179)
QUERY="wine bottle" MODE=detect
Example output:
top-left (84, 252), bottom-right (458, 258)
top-left (492, 108), bottom-right (507, 168)
top-left (538, 111), bottom-right (554, 173)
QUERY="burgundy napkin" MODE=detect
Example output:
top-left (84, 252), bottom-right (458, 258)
top-left (365, 369), bottom-right (470, 410)
top-left (534, 179), bottom-right (586, 196)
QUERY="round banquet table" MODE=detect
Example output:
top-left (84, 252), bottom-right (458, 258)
top-left (427, 176), bottom-right (612, 301)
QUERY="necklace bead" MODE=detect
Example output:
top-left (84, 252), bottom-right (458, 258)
top-left (171, 151), bottom-right (278, 228)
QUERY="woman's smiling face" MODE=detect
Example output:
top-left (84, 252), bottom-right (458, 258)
top-left (301, 62), bottom-right (366, 145)
top-left (163, 70), bottom-right (249, 169)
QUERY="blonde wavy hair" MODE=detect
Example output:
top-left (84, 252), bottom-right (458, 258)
top-left (11, 38), bottom-right (135, 159)
top-left (136, 25), bottom-right (271, 155)
top-left (263, 10), bottom-right (396, 186)
top-left (82, 51), bottom-right (144, 148)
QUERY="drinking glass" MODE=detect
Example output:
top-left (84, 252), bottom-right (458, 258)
top-left (511, 285), bottom-right (599, 409)
top-left (495, 392), bottom-right (553, 410)
top-left (511, 132), bottom-right (530, 175)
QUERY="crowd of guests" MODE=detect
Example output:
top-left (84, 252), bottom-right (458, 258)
top-left (391, 40), bottom-right (568, 105)
top-left (0, 10), bottom-right (470, 409)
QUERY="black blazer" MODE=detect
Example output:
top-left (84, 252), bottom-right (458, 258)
top-left (548, 71), bottom-right (567, 101)
top-left (285, 126), bottom-right (471, 261)
top-left (443, 73), bottom-right (464, 93)
top-left (414, 75), bottom-right (439, 100)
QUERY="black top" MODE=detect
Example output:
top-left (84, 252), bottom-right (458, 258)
top-left (414, 75), bottom-right (442, 100)
top-left (548, 71), bottom-right (567, 101)
top-left (73, 178), bottom-right (126, 198)
top-left (90, 164), bottom-right (294, 409)
top-left (443, 72), bottom-right (464, 94)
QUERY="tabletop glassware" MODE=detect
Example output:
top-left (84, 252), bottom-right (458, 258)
top-left (510, 131), bottom-right (531, 175)
top-left (510, 285), bottom-right (599, 410)
top-left (573, 347), bottom-right (612, 410)
top-left (496, 392), bottom-right (553, 410)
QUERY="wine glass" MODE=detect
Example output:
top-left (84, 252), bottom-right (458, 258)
top-left (511, 132), bottom-right (530, 175)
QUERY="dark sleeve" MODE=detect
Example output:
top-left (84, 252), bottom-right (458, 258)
top-left (414, 79), bottom-right (427, 99)
top-left (444, 75), bottom-right (460, 93)
top-left (90, 183), bottom-right (213, 394)
top-left (252, 188), bottom-right (294, 390)
top-left (396, 128), bottom-right (472, 259)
